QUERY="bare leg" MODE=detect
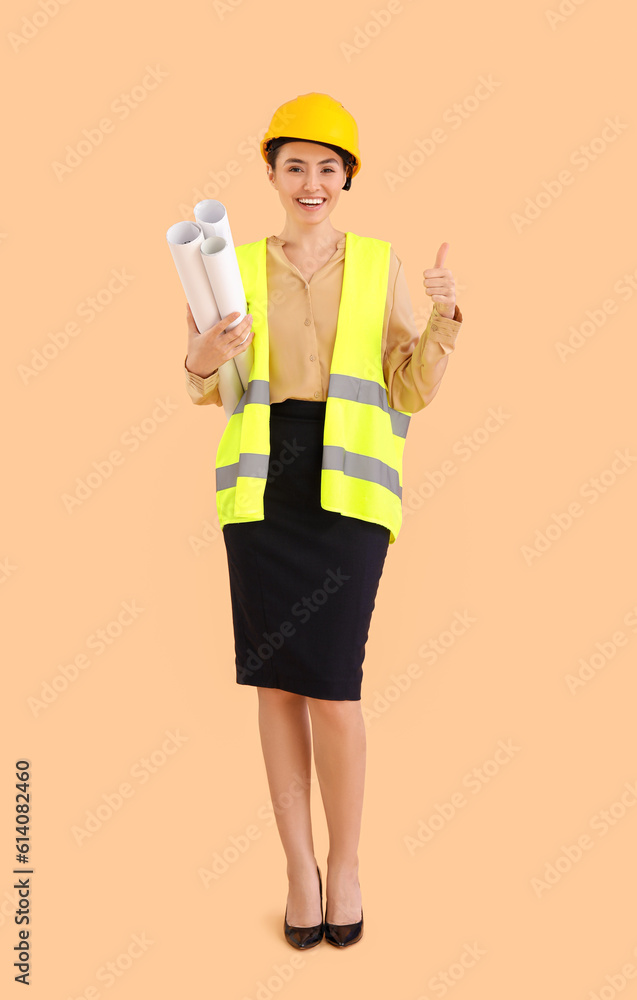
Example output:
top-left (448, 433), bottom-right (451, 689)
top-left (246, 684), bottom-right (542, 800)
top-left (256, 687), bottom-right (322, 926)
top-left (306, 697), bottom-right (365, 924)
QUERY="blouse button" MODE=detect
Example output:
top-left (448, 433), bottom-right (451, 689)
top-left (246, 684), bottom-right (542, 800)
top-left (314, 391), bottom-right (320, 398)
top-left (431, 324), bottom-right (438, 331)
top-left (309, 355), bottom-right (314, 361)
top-left (304, 318), bottom-right (311, 326)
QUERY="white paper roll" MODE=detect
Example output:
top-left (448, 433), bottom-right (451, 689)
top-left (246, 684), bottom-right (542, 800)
top-left (196, 201), bottom-right (255, 394)
top-left (200, 235), bottom-right (255, 395)
top-left (166, 221), bottom-right (220, 332)
top-left (200, 236), bottom-right (247, 330)
top-left (166, 220), bottom-right (243, 419)
top-left (193, 199), bottom-right (235, 249)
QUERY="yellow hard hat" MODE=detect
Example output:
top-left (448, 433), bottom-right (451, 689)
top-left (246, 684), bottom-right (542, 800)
top-left (261, 92), bottom-right (361, 191)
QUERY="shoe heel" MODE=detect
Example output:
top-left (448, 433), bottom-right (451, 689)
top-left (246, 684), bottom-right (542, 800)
top-left (284, 863), bottom-right (324, 949)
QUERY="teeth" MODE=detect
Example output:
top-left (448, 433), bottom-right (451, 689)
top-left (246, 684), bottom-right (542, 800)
top-left (298, 199), bottom-right (324, 204)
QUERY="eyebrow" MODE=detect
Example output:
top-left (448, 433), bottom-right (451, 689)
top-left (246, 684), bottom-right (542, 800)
top-left (282, 156), bottom-right (339, 165)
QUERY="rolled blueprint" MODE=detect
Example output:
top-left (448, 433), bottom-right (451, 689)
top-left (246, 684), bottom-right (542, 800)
top-left (195, 200), bottom-right (254, 393)
top-left (200, 236), bottom-right (247, 330)
top-left (194, 199), bottom-right (235, 249)
top-left (166, 220), bottom-right (244, 419)
top-left (166, 221), bottom-right (220, 332)
top-left (201, 235), bottom-right (254, 405)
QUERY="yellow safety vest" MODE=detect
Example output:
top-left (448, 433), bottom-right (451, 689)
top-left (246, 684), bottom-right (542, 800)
top-left (215, 232), bottom-right (412, 544)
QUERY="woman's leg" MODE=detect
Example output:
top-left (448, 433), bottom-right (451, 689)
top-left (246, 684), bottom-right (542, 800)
top-left (256, 687), bottom-right (322, 926)
top-left (306, 698), bottom-right (365, 924)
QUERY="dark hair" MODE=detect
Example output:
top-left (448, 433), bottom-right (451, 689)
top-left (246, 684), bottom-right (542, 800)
top-left (265, 137), bottom-right (354, 191)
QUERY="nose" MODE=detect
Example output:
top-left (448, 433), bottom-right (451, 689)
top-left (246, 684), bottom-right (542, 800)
top-left (303, 169), bottom-right (324, 193)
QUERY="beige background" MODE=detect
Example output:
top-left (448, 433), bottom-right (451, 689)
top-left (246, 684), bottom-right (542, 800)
top-left (2, 0), bottom-right (636, 995)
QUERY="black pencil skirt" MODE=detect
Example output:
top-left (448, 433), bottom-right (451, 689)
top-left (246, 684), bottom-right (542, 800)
top-left (221, 397), bottom-right (391, 700)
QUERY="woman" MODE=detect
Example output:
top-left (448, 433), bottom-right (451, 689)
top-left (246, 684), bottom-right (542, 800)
top-left (183, 93), bottom-right (463, 949)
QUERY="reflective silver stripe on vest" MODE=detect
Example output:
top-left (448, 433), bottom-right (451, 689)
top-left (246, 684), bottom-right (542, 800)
top-left (322, 445), bottom-right (402, 500)
top-left (327, 373), bottom-right (410, 438)
top-left (216, 452), bottom-right (270, 491)
top-left (232, 379), bottom-right (270, 415)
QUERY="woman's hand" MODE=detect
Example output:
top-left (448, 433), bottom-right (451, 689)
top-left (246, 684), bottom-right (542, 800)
top-left (423, 243), bottom-right (456, 320)
top-left (185, 304), bottom-right (255, 378)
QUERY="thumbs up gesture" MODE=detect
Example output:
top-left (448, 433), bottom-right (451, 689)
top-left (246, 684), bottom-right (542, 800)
top-left (423, 243), bottom-right (456, 320)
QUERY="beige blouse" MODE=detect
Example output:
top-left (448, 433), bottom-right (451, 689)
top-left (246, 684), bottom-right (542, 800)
top-left (184, 234), bottom-right (463, 412)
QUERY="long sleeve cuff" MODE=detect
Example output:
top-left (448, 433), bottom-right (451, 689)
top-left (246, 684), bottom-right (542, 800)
top-left (385, 301), bottom-right (464, 412)
top-left (184, 356), bottom-right (221, 405)
top-left (422, 302), bottom-right (463, 356)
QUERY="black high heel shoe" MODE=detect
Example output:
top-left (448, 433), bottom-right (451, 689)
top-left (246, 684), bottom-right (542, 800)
top-left (284, 864), bottom-right (324, 949)
top-left (324, 898), bottom-right (364, 947)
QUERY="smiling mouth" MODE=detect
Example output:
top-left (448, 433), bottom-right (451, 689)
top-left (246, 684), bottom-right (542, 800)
top-left (297, 198), bottom-right (326, 206)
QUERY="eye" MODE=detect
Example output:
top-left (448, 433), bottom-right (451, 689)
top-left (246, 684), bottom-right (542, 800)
top-left (287, 166), bottom-right (335, 173)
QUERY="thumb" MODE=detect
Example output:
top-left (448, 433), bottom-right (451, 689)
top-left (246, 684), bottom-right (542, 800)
top-left (434, 242), bottom-right (449, 269)
top-left (186, 302), bottom-right (199, 336)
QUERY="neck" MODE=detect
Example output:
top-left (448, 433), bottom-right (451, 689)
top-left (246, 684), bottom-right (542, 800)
top-left (276, 217), bottom-right (343, 252)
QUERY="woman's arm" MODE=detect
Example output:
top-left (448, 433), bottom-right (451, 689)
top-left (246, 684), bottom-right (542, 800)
top-left (383, 253), bottom-right (463, 413)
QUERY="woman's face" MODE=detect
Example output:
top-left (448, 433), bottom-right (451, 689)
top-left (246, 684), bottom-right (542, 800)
top-left (268, 141), bottom-right (347, 222)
